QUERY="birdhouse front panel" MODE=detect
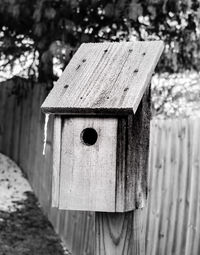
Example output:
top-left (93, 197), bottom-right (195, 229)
top-left (59, 117), bottom-right (118, 212)
top-left (51, 87), bottom-right (150, 212)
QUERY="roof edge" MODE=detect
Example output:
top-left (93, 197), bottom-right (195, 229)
top-left (41, 106), bottom-right (133, 116)
top-left (132, 41), bottom-right (164, 114)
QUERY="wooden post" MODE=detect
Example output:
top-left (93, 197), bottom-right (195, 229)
top-left (95, 88), bottom-right (150, 255)
top-left (95, 209), bottom-right (146, 255)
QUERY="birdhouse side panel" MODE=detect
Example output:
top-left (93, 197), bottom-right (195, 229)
top-left (115, 86), bottom-right (151, 211)
top-left (59, 117), bottom-right (118, 212)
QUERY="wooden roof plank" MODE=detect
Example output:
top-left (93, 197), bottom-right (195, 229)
top-left (41, 41), bottom-right (164, 114)
top-left (122, 41), bottom-right (164, 112)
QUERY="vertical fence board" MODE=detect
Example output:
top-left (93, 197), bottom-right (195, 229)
top-left (11, 99), bottom-right (21, 164)
top-left (151, 120), bottom-right (166, 255)
top-left (157, 120), bottom-right (172, 255)
top-left (174, 119), bottom-right (189, 255)
top-left (192, 121), bottom-right (200, 255)
top-left (0, 85), bottom-right (6, 148)
top-left (185, 118), bottom-right (200, 255)
top-left (3, 84), bottom-right (15, 156)
top-left (146, 120), bottom-right (159, 255)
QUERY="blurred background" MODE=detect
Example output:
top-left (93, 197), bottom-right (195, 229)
top-left (0, 0), bottom-right (200, 255)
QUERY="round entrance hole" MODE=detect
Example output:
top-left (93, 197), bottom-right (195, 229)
top-left (81, 128), bottom-right (98, 146)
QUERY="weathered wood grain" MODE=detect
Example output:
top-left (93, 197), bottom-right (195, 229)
top-left (3, 85), bottom-right (15, 156)
top-left (52, 115), bottom-right (62, 207)
top-left (152, 120), bottom-right (167, 255)
top-left (41, 41), bottom-right (163, 115)
top-left (95, 209), bottom-right (146, 255)
top-left (174, 119), bottom-right (189, 255)
top-left (185, 118), bottom-right (200, 255)
top-left (59, 117), bottom-right (118, 212)
top-left (116, 86), bottom-right (150, 211)
top-left (156, 121), bottom-right (172, 255)
top-left (27, 83), bottom-right (41, 183)
top-left (11, 99), bottom-right (21, 163)
top-left (192, 118), bottom-right (200, 255)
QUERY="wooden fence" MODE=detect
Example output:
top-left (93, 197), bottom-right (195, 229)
top-left (147, 118), bottom-right (200, 255)
top-left (0, 78), bottom-right (199, 255)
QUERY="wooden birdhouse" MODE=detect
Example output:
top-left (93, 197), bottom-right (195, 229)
top-left (41, 41), bottom-right (164, 212)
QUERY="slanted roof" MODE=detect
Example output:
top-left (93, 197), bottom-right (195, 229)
top-left (42, 41), bottom-right (164, 115)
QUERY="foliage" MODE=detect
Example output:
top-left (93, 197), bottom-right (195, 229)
top-left (0, 0), bottom-right (200, 82)
top-left (139, 0), bottom-right (200, 73)
top-left (151, 71), bottom-right (200, 118)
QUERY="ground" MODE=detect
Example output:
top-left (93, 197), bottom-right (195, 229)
top-left (0, 153), bottom-right (70, 255)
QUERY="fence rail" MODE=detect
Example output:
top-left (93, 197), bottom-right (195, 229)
top-left (0, 79), bottom-right (199, 255)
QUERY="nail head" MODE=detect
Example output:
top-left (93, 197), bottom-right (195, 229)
top-left (76, 64), bottom-right (81, 70)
